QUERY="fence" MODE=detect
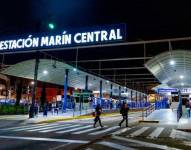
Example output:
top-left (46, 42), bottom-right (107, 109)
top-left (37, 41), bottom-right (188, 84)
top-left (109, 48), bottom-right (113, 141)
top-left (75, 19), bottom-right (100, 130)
top-left (142, 103), bottom-right (155, 119)
top-left (155, 98), bottom-right (169, 109)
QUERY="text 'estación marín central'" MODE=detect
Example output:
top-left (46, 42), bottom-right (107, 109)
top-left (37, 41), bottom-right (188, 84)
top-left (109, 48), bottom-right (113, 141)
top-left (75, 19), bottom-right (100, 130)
top-left (0, 28), bottom-right (123, 51)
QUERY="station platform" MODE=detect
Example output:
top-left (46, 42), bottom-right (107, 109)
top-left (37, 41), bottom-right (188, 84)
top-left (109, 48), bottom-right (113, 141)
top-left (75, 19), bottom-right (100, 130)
top-left (144, 108), bottom-right (191, 131)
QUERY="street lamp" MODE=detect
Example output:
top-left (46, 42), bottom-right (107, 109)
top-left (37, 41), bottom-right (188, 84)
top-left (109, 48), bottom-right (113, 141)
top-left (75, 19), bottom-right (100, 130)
top-left (48, 23), bottom-right (55, 30)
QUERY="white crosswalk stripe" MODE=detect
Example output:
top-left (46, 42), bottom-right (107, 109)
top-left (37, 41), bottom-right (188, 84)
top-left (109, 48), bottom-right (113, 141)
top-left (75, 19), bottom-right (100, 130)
top-left (112, 127), bottom-right (131, 135)
top-left (40, 124), bottom-right (81, 133)
top-left (148, 127), bottom-right (164, 139)
top-left (27, 124), bottom-right (71, 132)
top-left (89, 126), bottom-right (120, 135)
top-left (14, 124), bottom-right (60, 131)
top-left (169, 129), bottom-right (176, 139)
top-left (128, 127), bottom-right (150, 137)
top-left (72, 126), bottom-right (107, 134)
top-left (97, 141), bottom-right (136, 150)
top-left (56, 125), bottom-right (92, 134)
top-left (3, 123), bottom-right (47, 130)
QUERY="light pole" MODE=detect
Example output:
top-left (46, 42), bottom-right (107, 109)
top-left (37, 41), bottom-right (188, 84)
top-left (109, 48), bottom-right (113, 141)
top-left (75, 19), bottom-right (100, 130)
top-left (29, 51), bottom-right (39, 118)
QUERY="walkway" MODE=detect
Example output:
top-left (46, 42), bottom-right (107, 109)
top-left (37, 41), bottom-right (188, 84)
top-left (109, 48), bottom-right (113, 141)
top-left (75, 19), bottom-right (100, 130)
top-left (144, 108), bottom-right (191, 131)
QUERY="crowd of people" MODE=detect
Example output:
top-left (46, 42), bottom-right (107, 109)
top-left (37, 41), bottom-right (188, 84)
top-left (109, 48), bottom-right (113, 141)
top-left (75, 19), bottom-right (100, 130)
top-left (28, 101), bottom-right (60, 118)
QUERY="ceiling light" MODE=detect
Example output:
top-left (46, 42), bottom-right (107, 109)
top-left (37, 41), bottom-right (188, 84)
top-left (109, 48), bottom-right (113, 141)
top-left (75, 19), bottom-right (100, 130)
top-left (106, 80), bottom-right (109, 83)
top-left (179, 75), bottom-right (184, 79)
top-left (31, 81), bottom-right (34, 85)
top-left (73, 68), bottom-right (77, 72)
top-left (181, 83), bottom-right (184, 86)
top-left (43, 70), bottom-right (48, 75)
top-left (170, 60), bottom-right (175, 65)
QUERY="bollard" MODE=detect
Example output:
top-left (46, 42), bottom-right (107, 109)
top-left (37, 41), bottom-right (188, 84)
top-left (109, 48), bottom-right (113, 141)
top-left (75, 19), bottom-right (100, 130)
top-left (86, 106), bottom-right (87, 114)
top-left (146, 108), bottom-right (147, 117)
top-left (73, 108), bottom-right (75, 118)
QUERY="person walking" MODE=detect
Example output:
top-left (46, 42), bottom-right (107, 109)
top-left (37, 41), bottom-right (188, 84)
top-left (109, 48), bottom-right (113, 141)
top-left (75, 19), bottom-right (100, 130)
top-left (119, 103), bottom-right (129, 127)
top-left (93, 104), bottom-right (104, 128)
top-left (34, 103), bottom-right (39, 117)
top-left (43, 103), bottom-right (48, 117)
top-left (185, 100), bottom-right (190, 118)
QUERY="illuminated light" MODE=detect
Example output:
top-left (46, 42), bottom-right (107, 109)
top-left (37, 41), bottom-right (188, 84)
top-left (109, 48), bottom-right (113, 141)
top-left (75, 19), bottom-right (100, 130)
top-left (106, 80), bottom-right (109, 83)
top-left (180, 75), bottom-right (184, 79)
top-left (181, 83), bottom-right (184, 86)
top-left (170, 60), bottom-right (175, 65)
top-left (43, 70), bottom-right (48, 75)
top-left (48, 23), bottom-right (55, 29)
top-left (73, 68), bottom-right (77, 72)
top-left (75, 87), bottom-right (78, 90)
top-left (74, 29), bottom-right (122, 44)
top-left (31, 81), bottom-right (34, 85)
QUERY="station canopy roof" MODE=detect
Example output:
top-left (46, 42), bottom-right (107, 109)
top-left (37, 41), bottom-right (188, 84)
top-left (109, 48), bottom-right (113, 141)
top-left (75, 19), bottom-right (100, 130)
top-left (152, 83), bottom-right (170, 91)
top-left (145, 50), bottom-right (191, 88)
top-left (0, 59), bottom-right (143, 96)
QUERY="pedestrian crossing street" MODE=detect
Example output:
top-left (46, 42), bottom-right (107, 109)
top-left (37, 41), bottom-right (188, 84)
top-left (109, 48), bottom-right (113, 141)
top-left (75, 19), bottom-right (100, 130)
top-left (1, 123), bottom-right (120, 136)
top-left (1, 123), bottom-right (188, 139)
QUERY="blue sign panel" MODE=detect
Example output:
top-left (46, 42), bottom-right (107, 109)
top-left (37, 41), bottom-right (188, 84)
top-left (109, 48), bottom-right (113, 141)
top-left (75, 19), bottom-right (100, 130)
top-left (158, 88), bottom-right (178, 93)
top-left (0, 24), bottom-right (126, 53)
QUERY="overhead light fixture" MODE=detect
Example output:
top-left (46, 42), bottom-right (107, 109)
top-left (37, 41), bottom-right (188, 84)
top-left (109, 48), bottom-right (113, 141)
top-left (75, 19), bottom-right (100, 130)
top-left (31, 81), bottom-right (34, 85)
top-left (48, 23), bottom-right (55, 30)
top-left (181, 83), bottom-right (184, 86)
top-left (73, 68), bottom-right (77, 72)
top-left (170, 60), bottom-right (175, 65)
top-left (106, 80), bottom-right (109, 83)
top-left (179, 75), bottom-right (184, 79)
top-left (43, 70), bottom-right (48, 75)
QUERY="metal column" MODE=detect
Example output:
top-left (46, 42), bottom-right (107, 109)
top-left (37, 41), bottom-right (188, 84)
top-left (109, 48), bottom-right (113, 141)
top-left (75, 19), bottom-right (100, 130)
top-left (63, 69), bottom-right (69, 113)
top-left (136, 92), bottom-right (138, 106)
top-left (119, 86), bottom-right (121, 100)
top-left (100, 80), bottom-right (102, 98)
top-left (29, 51), bottom-right (39, 118)
top-left (85, 75), bottom-right (88, 92)
top-left (131, 90), bottom-right (133, 101)
top-left (110, 84), bottom-right (113, 98)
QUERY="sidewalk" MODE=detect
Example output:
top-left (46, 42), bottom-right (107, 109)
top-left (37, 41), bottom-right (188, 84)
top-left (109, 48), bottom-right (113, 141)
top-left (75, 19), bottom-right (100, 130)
top-left (0, 108), bottom-right (142, 125)
top-left (143, 108), bottom-right (191, 131)
top-left (26, 108), bottom-right (95, 124)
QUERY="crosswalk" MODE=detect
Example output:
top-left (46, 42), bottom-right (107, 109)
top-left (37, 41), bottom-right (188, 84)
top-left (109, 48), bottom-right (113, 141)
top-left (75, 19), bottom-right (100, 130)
top-left (90, 135), bottom-right (182, 150)
top-left (1, 123), bottom-right (120, 136)
top-left (1, 123), bottom-right (188, 140)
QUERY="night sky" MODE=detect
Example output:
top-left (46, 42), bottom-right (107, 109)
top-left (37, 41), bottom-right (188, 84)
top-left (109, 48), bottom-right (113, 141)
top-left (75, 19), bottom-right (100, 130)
top-left (1, 1), bottom-right (191, 40)
top-left (1, 1), bottom-right (191, 91)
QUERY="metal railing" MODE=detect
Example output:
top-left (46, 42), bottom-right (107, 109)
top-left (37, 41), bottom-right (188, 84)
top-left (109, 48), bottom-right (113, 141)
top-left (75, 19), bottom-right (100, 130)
top-left (142, 103), bottom-right (155, 119)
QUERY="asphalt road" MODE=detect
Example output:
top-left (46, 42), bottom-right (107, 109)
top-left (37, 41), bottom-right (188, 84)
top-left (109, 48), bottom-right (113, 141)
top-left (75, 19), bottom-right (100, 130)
top-left (0, 112), bottom-right (190, 150)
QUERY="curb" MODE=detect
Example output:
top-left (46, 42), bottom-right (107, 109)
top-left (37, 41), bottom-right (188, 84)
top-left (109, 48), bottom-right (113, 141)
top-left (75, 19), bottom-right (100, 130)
top-left (31, 113), bottom-right (121, 124)
top-left (138, 120), bottom-right (159, 123)
top-left (177, 128), bottom-right (191, 133)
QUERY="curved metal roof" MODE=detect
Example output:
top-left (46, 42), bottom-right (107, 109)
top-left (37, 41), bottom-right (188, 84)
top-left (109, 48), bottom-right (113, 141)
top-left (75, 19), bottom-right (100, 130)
top-left (0, 59), bottom-right (142, 96)
top-left (145, 50), bottom-right (191, 88)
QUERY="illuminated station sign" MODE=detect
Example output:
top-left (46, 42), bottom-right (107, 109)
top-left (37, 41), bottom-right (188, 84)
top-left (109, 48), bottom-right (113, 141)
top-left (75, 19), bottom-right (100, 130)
top-left (0, 24), bottom-right (126, 53)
